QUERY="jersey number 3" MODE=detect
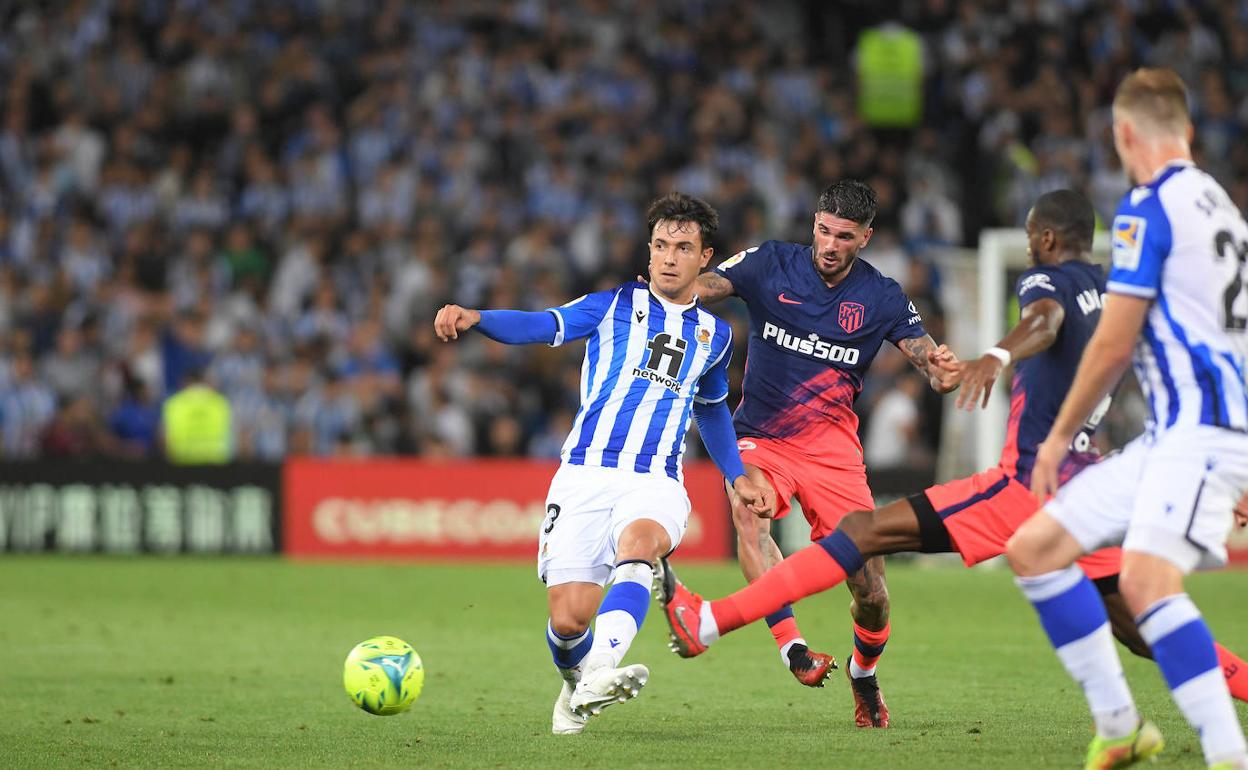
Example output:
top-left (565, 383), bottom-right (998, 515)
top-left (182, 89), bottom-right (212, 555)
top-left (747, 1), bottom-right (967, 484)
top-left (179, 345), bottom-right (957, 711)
top-left (1214, 230), bottom-right (1248, 332)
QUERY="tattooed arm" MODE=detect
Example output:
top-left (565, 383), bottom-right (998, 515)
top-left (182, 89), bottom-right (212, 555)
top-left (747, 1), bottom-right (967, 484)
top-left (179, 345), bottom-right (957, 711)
top-left (897, 334), bottom-right (959, 394)
top-left (694, 271), bottom-right (736, 304)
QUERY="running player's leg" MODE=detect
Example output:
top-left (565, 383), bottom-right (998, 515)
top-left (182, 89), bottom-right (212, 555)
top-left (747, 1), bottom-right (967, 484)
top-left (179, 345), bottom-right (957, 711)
top-left (1113, 430), bottom-right (1248, 768)
top-left (659, 497), bottom-right (927, 655)
top-left (660, 468), bottom-right (1037, 654)
top-left (547, 581), bottom-right (603, 719)
top-left (1091, 563), bottom-right (1248, 702)
top-left (728, 465), bottom-right (803, 659)
top-left (796, 465), bottom-right (896, 718)
top-left (540, 467), bottom-right (616, 734)
top-left (579, 518), bottom-right (670, 675)
top-left (1006, 441), bottom-right (1159, 767)
top-left (730, 442), bottom-right (835, 684)
top-left (571, 473), bottom-right (689, 719)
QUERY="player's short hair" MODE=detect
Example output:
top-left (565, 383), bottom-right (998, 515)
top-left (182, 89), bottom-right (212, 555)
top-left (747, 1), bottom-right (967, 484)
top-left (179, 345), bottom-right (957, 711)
top-left (1112, 68), bottom-right (1191, 137)
top-left (1031, 189), bottom-right (1095, 251)
top-left (816, 180), bottom-right (877, 227)
top-left (646, 192), bottom-right (719, 249)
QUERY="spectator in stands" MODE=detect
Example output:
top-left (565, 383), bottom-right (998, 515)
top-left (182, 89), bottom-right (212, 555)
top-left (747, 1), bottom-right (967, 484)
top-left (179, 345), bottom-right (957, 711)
top-left (4, 1), bottom-right (1244, 462)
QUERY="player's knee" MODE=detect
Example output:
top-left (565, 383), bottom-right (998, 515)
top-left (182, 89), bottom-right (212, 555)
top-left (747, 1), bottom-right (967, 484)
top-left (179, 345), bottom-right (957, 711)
top-left (1115, 567), bottom-right (1179, 617)
top-left (837, 510), bottom-right (876, 551)
top-left (1004, 529), bottom-right (1042, 575)
top-left (549, 609), bottom-right (591, 638)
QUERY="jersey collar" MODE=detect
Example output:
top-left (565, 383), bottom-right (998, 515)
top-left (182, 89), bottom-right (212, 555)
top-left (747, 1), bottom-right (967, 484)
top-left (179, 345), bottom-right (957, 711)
top-left (649, 286), bottom-right (698, 312)
top-left (1147, 158), bottom-right (1194, 186)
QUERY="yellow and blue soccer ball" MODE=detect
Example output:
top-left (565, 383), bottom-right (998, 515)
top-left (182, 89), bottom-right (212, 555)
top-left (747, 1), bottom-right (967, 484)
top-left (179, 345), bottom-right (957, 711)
top-left (343, 636), bottom-right (424, 715)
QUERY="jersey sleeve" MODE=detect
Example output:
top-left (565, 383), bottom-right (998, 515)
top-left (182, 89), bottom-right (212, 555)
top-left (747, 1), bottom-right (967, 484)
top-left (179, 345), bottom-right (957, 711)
top-left (693, 325), bottom-right (733, 405)
top-left (884, 285), bottom-right (927, 344)
top-left (1107, 191), bottom-right (1173, 299)
top-left (545, 288), bottom-right (617, 347)
top-left (711, 243), bottom-right (768, 302)
top-left (1015, 267), bottom-right (1063, 309)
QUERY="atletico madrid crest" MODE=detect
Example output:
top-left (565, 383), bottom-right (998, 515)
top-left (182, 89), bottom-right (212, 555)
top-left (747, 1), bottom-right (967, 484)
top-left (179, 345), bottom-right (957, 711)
top-left (838, 301), bottom-right (865, 333)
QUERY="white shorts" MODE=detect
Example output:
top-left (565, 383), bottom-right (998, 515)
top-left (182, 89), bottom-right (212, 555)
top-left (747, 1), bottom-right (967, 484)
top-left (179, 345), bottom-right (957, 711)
top-left (538, 464), bottom-right (691, 587)
top-left (1047, 425), bottom-right (1248, 572)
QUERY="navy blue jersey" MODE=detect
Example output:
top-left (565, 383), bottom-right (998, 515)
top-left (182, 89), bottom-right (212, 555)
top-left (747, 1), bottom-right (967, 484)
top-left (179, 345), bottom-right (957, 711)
top-left (713, 240), bottom-right (926, 458)
top-left (1003, 260), bottom-right (1107, 484)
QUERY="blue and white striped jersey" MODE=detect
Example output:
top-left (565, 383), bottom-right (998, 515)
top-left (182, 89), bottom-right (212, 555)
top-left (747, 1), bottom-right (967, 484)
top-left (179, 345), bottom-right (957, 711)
top-left (547, 281), bottom-right (734, 481)
top-left (1109, 160), bottom-right (1248, 433)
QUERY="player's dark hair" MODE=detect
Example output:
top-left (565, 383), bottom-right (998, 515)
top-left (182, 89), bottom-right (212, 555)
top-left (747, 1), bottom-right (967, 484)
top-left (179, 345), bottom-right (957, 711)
top-left (646, 192), bottom-right (719, 249)
top-left (816, 180), bottom-right (877, 226)
top-left (1032, 189), bottom-right (1095, 251)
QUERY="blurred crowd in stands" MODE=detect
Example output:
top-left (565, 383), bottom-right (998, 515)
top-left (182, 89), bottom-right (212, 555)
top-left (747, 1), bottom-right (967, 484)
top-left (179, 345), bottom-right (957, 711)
top-left (0, 0), bottom-right (1245, 464)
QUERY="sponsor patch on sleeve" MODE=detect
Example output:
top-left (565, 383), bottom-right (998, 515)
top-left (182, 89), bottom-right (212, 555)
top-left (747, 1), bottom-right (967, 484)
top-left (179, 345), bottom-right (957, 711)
top-left (717, 245), bottom-right (757, 270)
top-left (1018, 273), bottom-right (1056, 294)
top-left (1111, 215), bottom-right (1146, 271)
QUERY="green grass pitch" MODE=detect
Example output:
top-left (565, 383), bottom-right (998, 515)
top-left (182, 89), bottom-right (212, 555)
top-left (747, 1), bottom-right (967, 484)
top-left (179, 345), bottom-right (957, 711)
top-left (0, 557), bottom-right (1243, 768)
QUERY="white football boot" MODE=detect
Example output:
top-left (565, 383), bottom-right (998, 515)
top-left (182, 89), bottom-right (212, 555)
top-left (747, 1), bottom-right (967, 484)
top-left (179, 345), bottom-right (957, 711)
top-left (569, 663), bottom-right (649, 718)
top-left (552, 666), bottom-right (587, 735)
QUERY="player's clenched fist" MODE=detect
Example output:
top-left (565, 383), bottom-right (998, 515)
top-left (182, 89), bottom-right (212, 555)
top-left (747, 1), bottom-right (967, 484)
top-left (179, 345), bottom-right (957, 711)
top-left (733, 475), bottom-right (776, 519)
top-left (434, 304), bottom-right (481, 341)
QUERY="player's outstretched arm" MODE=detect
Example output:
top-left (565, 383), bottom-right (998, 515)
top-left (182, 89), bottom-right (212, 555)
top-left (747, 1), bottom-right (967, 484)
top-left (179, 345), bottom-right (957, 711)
top-left (897, 335), bottom-right (959, 394)
top-left (691, 399), bottom-right (775, 517)
top-left (953, 298), bottom-right (1065, 410)
top-left (433, 305), bottom-right (557, 345)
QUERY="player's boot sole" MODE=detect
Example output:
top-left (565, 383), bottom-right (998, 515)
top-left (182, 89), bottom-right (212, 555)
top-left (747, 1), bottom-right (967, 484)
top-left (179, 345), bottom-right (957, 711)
top-left (569, 664), bottom-right (649, 718)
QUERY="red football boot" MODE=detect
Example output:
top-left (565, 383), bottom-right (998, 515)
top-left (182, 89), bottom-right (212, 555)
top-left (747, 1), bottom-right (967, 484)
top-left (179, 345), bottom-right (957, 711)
top-left (787, 643), bottom-right (837, 687)
top-left (846, 665), bottom-right (890, 727)
top-left (654, 557), bottom-right (709, 658)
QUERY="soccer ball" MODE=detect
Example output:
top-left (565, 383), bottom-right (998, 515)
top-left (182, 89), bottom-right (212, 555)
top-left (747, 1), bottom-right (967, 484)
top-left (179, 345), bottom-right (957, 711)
top-left (343, 635), bottom-right (424, 715)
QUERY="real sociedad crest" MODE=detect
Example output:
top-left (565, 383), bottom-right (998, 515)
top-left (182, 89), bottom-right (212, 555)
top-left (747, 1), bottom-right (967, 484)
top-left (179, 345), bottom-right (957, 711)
top-left (838, 301), bottom-right (865, 333)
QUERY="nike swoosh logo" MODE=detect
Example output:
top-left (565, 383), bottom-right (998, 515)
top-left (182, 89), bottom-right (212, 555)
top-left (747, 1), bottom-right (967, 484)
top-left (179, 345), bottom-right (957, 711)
top-left (777, 293), bottom-right (802, 304)
top-left (672, 606), bottom-right (695, 648)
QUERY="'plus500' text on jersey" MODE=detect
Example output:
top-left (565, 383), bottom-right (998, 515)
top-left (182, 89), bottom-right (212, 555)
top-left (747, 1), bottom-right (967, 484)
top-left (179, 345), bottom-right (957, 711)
top-left (714, 241), bottom-right (926, 458)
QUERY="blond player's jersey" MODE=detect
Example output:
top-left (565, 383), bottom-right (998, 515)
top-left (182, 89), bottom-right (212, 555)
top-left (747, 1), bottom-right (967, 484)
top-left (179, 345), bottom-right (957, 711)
top-left (1109, 160), bottom-right (1248, 433)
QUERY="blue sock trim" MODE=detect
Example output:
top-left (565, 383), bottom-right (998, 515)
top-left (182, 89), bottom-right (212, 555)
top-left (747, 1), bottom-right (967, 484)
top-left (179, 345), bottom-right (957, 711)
top-left (549, 626), bottom-right (587, 641)
top-left (1031, 573), bottom-right (1107, 649)
top-left (854, 635), bottom-right (887, 659)
top-left (1151, 618), bottom-right (1220, 690)
top-left (1135, 598), bottom-right (1172, 628)
top-left (764, 605), bottom-right (795, 628)
top-left (548, 626), bottom-right (593, 669)
top-left (598, 580), bottom-right (650, 628)
top-left (816, 529), bottom-right (865, 574)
